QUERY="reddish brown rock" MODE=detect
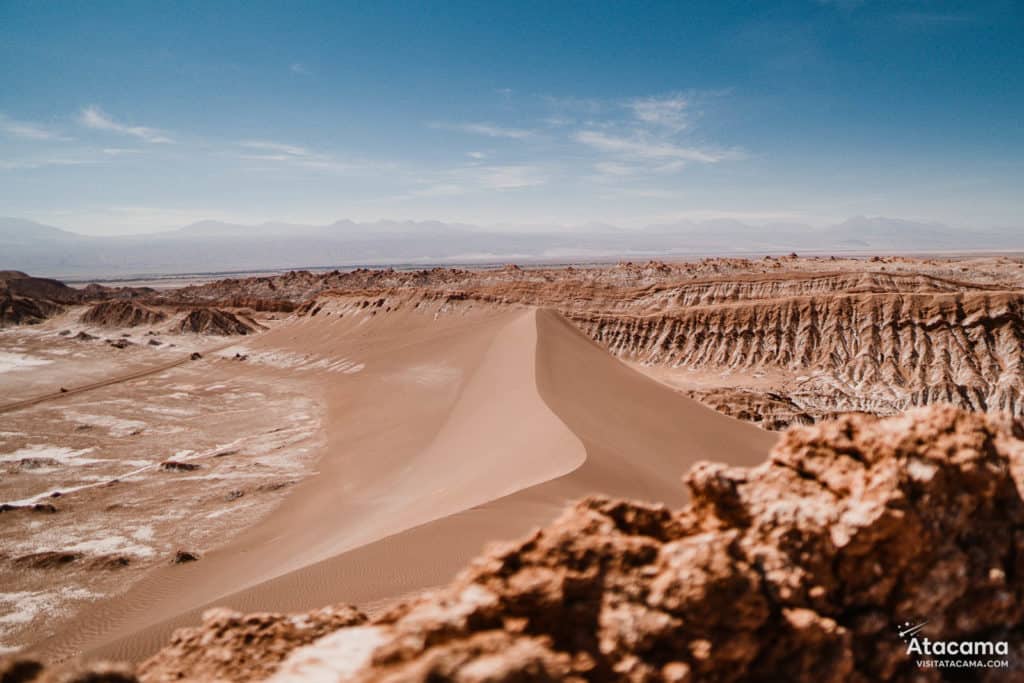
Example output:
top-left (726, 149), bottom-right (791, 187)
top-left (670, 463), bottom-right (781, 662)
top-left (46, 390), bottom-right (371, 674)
top-left (135, 604), bottom-right (367, 682)
top-left (0, 657), bottom-right (136, 682)
top-left (176, 308), bottom-right (255, 335)
top-left (268, 405), bottom-right (1024, 682)
top-left (79, 301), bottom-right (166, 328)
top-left (13, 406), bottom-right (1024, 682)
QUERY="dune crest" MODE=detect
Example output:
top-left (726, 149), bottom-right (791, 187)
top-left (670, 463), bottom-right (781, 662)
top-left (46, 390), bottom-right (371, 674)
top-left (32, 303), bottom-right (770, 664)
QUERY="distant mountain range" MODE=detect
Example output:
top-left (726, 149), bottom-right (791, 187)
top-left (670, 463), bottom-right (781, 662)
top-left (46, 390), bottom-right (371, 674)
top-left (1, 215), bottom-right (1021, 279)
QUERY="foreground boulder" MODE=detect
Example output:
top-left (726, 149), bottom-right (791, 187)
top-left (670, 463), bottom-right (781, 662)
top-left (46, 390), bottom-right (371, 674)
top-left (6, 405), bottom-right (1024, 681)
top-left (271, 405), bottom-right (1024, 682)
top-left (137, 605), bottom-right (367, 682)
top-left (0, 657), bottom-right (135, 682)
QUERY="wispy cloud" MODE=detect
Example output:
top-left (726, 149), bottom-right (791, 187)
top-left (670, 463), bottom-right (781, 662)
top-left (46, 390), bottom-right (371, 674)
top-left (409, 163), bottom-right (546, 198)
top-left (79, 106), bottom-right (174, 143)
top-left (474, 164), bottom-right (546, 189)
top-left (0, 157), bottom-right (98, 170)
top-left (565, 90), bottom-right (743, 176)
top-left (290, 62), bottom-right (311, 75)
top-left (240, 140), bottom-right (317, 158)
top-left (237, 139), bottom-right (359, 172)
top-left (431, 122), bottom-right (534, 140)
top-left (627, 94), bottom-right (690, 132)
top-left (574, 130), bottom-right (735, 164)
top-left (592, 161), bottom-right (638, 177)
top-left (0, 113), bottom-right (70, 141)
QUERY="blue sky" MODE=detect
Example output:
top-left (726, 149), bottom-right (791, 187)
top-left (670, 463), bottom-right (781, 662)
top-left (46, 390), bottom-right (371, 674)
top-left (1, 0), bottom-right (1022, 235)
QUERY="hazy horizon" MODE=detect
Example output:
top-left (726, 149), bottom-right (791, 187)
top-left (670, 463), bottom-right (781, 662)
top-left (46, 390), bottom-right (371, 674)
top-left (4, 212), bottom-right (1023, 280)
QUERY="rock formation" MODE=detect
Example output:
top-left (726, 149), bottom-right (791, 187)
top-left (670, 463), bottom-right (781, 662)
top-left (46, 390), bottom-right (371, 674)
top-left (0, 271), bottom-right (83, 305)
top-left (0, 271), bottom-right (73, 327)
top-left (263, 405), bottom-right (1024, 682)
top-left (0, 271), bottom-right (156, 328)
top-left (572, 291), bottom-right (1024, 422)
top-left (7, 404), bottom-right (1024, 681)
top-left (154, 259), bottom-right (1024, 426)
top-left (136, 605), bottom-right (366, 682)
top-left (79, 301), bottom-right (167, 328)
top-left (0, 293), bottom-right (62, 327)
top-left (5, 260), bottom-right (1024, 426)
top-left (176, 308), bottom-right (255, 335)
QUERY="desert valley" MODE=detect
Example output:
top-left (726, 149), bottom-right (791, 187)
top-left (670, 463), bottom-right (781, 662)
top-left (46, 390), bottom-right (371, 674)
top-left (3, 255), bottom-right (1024, 680)
top-left (4, 2), bottom-right (1024, 679)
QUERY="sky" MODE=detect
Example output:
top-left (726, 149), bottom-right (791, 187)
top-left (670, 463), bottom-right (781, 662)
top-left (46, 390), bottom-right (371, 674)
top-left (0, 0), bottom-right (1022, 235)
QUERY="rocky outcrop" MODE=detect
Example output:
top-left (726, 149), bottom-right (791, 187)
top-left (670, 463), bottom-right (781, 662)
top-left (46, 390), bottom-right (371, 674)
top-left (0, 658), bottom-right (136, 682)
top-left (11, 405), bottom-right (1021, 682)
top-left (684, 387), bottom-right (819, 431)
top-left (262, 405), bottom-right (1024, 682)
top-left (0, 271), bottom-right (73, 327)
top-left (274, 263), bottom-right (1024, 426)
top-left (0, 271), bottom-right (82, 305)
top-left (176, 308), bottom-right (256, 335)
top-left (136, 605), bottom-right (366, 682)
top-left (0, 293), bottom-right (62, 327)
top-left (7, 262), bottom-right (1023, 426)
top-left (0, 270), bottom-right (153, 327)
top-left (289, 265), bottom-right (1024, 426)
top-left (79, 301), bottom-right (167, 328)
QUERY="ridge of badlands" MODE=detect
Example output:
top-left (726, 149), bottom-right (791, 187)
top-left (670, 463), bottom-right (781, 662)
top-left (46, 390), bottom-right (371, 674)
top-left (4, 255), bottom-right (1024, 428)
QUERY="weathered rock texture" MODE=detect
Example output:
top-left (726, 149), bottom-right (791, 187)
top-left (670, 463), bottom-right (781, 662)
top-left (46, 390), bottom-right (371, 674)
top-left (13, 405), bottom-right (1018, 681)
top-left (286, 266), bottom-right (1024, 428)
top-left (6, 259), bottom-right (1024, 426)
top-left (0, 271), bottom-right (73, 327)
top-left (136, 604), bottom-right (366, 682)
top-left (176, 308), bottom-right (255, 335)
top-left (0, 656), bottom-right (136, 682)
top-left (337, 268), bottom-right (1022, 427)
top-left (232, 261), bottom-right (1023, 428)
top-left (0, 294), bottom-right (63, 327)
top-left (573, 291), bottom-right (1024, 421)
top-left (257, 405), bottom-right (1024, 682)
top-left (79, 301), bottom-right (167, 328)
top-left (0, 271), bottom-right (156, 328)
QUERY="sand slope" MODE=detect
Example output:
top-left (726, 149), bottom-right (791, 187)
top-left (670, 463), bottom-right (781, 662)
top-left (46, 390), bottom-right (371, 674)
top-left (35, 304), bottom-right (774, 663)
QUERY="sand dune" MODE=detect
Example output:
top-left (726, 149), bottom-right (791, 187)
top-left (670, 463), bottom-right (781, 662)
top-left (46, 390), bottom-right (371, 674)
top-left (17, 256), bottom-right (1021, 664)
top-left (32, 302), bottom-right (773, 664)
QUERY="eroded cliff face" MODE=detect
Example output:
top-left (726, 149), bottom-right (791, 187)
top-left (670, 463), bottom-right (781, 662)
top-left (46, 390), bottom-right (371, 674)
top-left (79, 301), bottom-right (168, 328)
top-left (573, 291), bottom-right (1024, 422)
top-left (296, 263), bottom-right (1024, 428)
top-left (279, 260), bottom-right (1024, 427)
top-left (9, 405), bottom-right (1024, 682)
top-left (6, 256), bottom-right (1024, 425)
